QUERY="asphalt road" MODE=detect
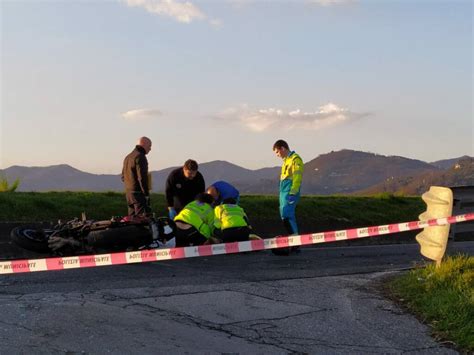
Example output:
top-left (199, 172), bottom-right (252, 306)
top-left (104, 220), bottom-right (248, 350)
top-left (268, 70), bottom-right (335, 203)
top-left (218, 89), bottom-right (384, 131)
top-left (0, 242), bottom-right (472, 354)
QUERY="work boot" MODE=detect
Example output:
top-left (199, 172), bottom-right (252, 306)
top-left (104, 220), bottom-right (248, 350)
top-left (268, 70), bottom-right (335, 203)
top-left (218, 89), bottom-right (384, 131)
top-left (271, 247), bottom-right (291, 256)
top-left (271, 218), bottom-right (300, 256)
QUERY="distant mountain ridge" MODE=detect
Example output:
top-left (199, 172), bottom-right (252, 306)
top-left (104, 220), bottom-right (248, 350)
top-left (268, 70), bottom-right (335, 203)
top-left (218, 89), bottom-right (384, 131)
top-left (430, 156), bottom-right (472, 169)
top-left (3, 164), bottom-right (122, 192)
top-left (1, 161), bottom-right (280, 194)
top-left (1, 150), bottom-right (472, 195)
top-left (300, 150), bottom-right (440, 194)
top-left (357, 157), bottom-right (474, 195)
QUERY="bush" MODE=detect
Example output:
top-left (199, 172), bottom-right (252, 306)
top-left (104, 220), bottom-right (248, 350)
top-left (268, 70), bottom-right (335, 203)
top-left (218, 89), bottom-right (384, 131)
top-left (0, 175), bottom-right (20, 192)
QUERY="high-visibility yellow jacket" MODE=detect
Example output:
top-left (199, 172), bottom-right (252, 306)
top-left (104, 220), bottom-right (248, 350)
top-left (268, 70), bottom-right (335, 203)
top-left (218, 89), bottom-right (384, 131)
top-left (174, 200), bottom-right (214, 239)
top-left (280, 151), bottom-right (304, 195)
top-left (214, 204), bottom-right (248, 230)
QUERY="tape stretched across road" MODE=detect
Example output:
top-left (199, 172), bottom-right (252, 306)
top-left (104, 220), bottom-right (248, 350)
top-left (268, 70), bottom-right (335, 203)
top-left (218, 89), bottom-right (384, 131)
top-left (1, 213), bottom-right (473, 275)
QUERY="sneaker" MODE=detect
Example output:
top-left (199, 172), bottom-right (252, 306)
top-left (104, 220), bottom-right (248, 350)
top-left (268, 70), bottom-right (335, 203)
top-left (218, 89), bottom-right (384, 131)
top-left (138, 241), bottom-right (160, 250)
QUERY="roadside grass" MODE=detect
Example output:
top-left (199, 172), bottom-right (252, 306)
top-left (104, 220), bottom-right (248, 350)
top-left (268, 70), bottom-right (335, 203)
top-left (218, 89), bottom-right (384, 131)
top-left (0, 191), bottom-right (146, 221)
top-left (240, 193), bottom-right (424, 227)
top-left (0, 192), bottom-right (424, 225)
top-left (388, 255), bottom-right (474, 352)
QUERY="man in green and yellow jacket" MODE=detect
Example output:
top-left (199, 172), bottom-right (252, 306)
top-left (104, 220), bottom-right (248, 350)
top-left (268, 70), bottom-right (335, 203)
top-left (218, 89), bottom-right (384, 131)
top-left (173, 193), bottom-right (215, 247)
top-left (273, 139), bottom-right (304, 236)
top-left (214, 198), bottom-right (250, 242)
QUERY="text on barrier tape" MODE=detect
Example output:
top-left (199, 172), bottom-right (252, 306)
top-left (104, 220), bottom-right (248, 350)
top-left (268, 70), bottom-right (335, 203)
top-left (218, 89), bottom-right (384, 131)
top-left (1, 213), bottom-right (473, 275)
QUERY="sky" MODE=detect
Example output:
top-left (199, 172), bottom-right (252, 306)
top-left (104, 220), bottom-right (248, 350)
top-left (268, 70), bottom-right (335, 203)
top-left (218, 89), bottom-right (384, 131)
top-left (1, 0), bottom-right (472, 174)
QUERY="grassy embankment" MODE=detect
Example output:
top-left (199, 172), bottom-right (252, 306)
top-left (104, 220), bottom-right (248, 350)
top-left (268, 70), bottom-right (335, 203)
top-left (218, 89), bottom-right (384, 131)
top-left (388, 255), bottom-right (474, 352)
top-left (0, 191), bottom-right (424, 225)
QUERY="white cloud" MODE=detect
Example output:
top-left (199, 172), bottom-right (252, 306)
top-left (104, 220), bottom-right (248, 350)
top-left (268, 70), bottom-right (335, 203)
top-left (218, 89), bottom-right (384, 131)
top-left (122, 108), bottom-right (162, 121)
top-left (215, 103), bottom-right (370, 132)
top-left (123, 0), bottom-right (212, 24)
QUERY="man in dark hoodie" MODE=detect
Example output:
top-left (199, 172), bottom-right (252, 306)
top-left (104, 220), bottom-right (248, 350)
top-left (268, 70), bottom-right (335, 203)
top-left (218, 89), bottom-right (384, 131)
top-left (121, 136), bottom-right (152, 218)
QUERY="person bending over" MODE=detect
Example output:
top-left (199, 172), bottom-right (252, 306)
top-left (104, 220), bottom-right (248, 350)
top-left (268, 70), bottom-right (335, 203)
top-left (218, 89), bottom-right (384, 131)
top-left (206, 181), bottom-right (240, 206)
top-left (166, 159), bottom-right (205, 220)
top-left (173, 192), bottom-right (215, 247)
top-left (213, 198), bottom-right (251, 243)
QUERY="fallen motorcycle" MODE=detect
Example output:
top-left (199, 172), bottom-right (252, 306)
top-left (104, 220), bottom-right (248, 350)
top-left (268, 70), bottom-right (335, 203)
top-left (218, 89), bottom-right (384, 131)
top-left (10, 214), bottom-right (176, 255)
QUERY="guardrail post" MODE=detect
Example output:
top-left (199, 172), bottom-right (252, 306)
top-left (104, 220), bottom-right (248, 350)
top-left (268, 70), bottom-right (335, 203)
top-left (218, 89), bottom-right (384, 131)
top-left (416, 186), bottom-right (453, 267)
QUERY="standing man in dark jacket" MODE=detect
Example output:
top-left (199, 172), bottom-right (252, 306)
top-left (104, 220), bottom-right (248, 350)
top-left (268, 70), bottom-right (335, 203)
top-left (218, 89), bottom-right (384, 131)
top-left (165, 159), bottom-right (205, 220)
top-left (122, 136), bottom-right (152, 218)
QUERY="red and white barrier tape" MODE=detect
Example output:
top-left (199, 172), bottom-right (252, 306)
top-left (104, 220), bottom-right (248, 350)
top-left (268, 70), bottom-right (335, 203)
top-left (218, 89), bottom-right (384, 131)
top-left (1, 213), bottom-right (473, 275)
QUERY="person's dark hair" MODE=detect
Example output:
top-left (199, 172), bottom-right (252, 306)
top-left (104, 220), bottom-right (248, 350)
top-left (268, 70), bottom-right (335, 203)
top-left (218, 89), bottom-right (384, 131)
top-left (273, 140), bottom-right (289, 150)
top-left (184, 159), bottom-right (198, 171)
top-left (222, 198), bottom-right (237, 205)
top-left (196, 192), bottom-right (214, 205)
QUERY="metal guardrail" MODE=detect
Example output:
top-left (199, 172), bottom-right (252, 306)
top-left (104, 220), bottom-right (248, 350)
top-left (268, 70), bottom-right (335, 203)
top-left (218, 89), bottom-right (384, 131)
top-left (449, 186), bottom-right (474, 240)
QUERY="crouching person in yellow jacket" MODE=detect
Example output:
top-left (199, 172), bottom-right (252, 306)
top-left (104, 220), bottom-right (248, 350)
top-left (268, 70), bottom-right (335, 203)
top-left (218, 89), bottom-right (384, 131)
top-left (214, 198), bottom-right (251, 243)
top-left (174, 193), bottom-right (215, 247)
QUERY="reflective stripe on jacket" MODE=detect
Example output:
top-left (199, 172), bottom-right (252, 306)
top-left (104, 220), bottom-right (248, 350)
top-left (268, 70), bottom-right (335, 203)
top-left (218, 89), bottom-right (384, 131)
top-left (175, 201), bottom-right (214, 239)
top-left (214, 204), bottom-right (248, 230)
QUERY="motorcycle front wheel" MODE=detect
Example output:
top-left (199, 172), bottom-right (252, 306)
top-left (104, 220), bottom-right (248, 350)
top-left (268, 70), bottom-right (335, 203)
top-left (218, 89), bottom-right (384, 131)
top-left (10, 226), bottom-right (53, 253)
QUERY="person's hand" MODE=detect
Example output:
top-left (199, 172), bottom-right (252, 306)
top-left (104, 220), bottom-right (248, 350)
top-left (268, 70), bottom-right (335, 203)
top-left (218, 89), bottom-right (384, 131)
top-left (287, 194), bottom-right (297, 205)
top-left (48, 236), bottom-right (69, 251)
top-left (169, 208), bottom-right (177, 220)
top-left (205, 237), bottom-right (221, 245)
top-left (48, 236), bottom-right (80, 251)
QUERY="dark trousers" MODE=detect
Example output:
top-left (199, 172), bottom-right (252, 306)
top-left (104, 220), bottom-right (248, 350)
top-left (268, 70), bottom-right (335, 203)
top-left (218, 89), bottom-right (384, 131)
top-left (125, 191), bottom-right (150, 217)
top-left (219, 226), bottom-right (250, 243)
top-left (175, 226), bottom-right (207, 247)
top-left (271, 219), bottom-right (300, 256)
top-left (86, 226), bottom-right (152, 250)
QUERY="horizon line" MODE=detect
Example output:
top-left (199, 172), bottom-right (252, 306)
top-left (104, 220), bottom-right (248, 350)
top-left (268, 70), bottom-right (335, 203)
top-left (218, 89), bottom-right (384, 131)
top-left (1, 150), bottom-right (472, 175)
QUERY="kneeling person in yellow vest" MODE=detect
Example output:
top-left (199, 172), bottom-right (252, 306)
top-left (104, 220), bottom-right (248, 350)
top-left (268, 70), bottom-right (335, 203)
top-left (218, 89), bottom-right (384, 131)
top-left (214, 198), bottom-right (251, 243)
top-left (174, 193), bottom-right (215, 247)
